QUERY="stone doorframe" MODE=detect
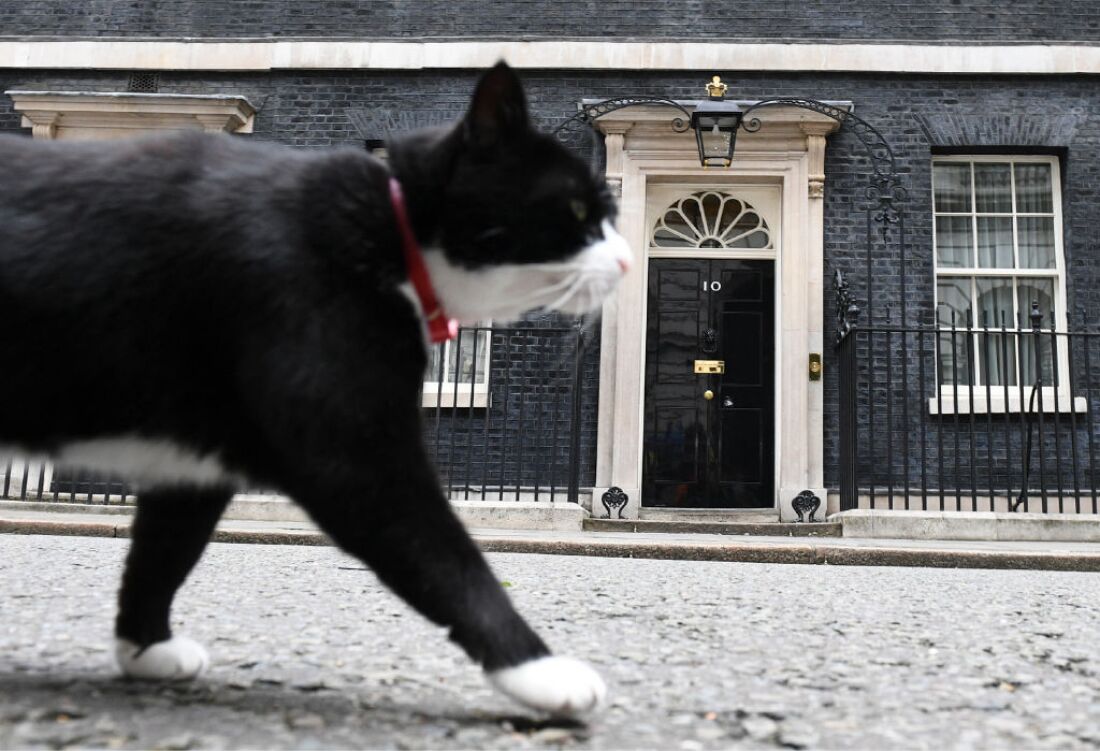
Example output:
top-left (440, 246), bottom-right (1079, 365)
top-left (591, 104), bottom-right (844, 521)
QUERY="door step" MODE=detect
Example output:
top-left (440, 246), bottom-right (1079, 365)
top-left (583, 517), bottom-right (841, 537)
top-left (638, 508), bottom-right (781, 524)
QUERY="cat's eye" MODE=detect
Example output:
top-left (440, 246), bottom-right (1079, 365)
top-left (570, 199), bottom-right (588, 222)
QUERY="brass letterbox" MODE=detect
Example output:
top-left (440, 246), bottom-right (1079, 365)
top-left (693, 359), bottom-right (725, 374)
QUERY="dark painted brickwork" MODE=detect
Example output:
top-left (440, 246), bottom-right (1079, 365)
top-left (1, 1), bottom-right (1099, 42)
top-left (3, 67), bottom-right (1100, 492)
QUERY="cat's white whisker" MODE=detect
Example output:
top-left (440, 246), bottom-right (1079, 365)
top-left (515, 269), bottom-right (580, 303)
top-left (522, 261), bottom-right (592, 273)
top-left (542, 273), bottom-right (586, 312)
top-left (529, 273), bottom-right (579, 298)
top-left (541, 283), bottom-right (580, 313)
top-left (489, 273), bottom-right (577, 314)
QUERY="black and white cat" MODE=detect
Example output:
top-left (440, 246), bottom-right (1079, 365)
top-left (0, 62), bottom-right (631, 716)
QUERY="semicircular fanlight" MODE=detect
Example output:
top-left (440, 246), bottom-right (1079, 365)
top-left (652, 191), bottom-right (772, 249)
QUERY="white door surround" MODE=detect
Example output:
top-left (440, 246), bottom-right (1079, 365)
top-left (592, 104), bottom-right (842, 521)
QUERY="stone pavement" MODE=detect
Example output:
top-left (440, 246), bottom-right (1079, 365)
top-left (2, 506), bottom-right (1100, 571)
top-left (1, 535), bottom-right (1099, 749)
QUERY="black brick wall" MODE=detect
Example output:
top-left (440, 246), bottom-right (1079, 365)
top-left (0, 0), bottom-right (1097, 42)
top-left (4, 67), bottom-right (1100, 493)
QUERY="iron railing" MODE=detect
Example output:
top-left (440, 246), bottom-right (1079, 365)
top-left (423, 324), bottom-right (588, 504)
top-left (0, 324), bottom-right (589, 506)
top-left (0, 460), bottom-right (134, 504)
top-left (839, 310), bottom-right (1100, 514)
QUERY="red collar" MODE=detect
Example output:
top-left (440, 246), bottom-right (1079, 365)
top-left (389, 177), bottom-right (457, 344)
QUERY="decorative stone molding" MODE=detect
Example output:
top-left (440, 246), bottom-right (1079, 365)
top-left (1, 40), bottom-right (1099, 75)
top-left (6, 90), bottom-right (256, 140)
top-left (26, 113), bottom-right (59, 140)
top-left (800, 124), bottom-right (830, 199)
top-left (601, 123), bottom-right (631, 200)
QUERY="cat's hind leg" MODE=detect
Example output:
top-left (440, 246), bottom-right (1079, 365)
top-left (115, 484), bottom-right (233, 680)
top-left (291, 456), bottom-right (606, 716)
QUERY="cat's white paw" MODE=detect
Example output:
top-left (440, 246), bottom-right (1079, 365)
top-left (115, 636), bottom-right (209, 681)
top-left (487, 656), bottom-right (606, 716)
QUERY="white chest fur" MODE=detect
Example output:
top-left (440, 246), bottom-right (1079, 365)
top-left (46, 437), bottom-right (240, 486)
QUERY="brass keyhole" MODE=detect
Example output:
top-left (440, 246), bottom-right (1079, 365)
top-left (703, 389), bottom-right (715, 401)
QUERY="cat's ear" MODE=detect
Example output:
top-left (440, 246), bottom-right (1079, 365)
top-left (464, 61), bottom-right (530, 150)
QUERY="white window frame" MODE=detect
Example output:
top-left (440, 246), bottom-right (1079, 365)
top-left (930, 155), bottom-right (1082, 414)
top-left (422, 325), bottom-right (492, 409)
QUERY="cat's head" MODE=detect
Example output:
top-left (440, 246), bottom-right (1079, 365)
top-left (388, 62), bottom-right (632, 323)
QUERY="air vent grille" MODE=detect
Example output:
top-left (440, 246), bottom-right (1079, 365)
top-left (127, 72), bottom-right (160, 93)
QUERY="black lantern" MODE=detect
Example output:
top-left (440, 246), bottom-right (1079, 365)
top-left (690, 76), bottom-right (743, 168)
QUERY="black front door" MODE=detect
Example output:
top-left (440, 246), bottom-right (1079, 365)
top-left (642, 259), bottom-right (775, 508)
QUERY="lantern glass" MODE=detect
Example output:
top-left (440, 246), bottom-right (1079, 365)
top-left (690, 104), bottom-right (742, 168)
top-left (699, 123), bottom-right (732, 166)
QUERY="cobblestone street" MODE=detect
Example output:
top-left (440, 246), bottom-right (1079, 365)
top-left (1, 534), bottom-right (1099, 749)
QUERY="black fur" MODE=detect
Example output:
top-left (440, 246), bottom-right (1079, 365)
top-left (0, 64), bottom-right (610, 677)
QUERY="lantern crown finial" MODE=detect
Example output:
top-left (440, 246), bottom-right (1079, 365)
top-left (705, 75), bottom-right (727, 100)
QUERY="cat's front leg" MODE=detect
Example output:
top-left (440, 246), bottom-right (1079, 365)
top-left (486, 655), bottom-right (606, 716)
top-left (290, 456), bottom-right (606, 716)
top-left (115, 485), bottom-right (233, 680)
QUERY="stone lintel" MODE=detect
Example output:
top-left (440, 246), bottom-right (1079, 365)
top-left (7, 90), bottom-right (256, 139)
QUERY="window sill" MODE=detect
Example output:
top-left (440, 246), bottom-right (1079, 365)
top-left (928, 393), bottom-right (1087, 415)
top-left (422, 387), bottom-right (490, 409)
